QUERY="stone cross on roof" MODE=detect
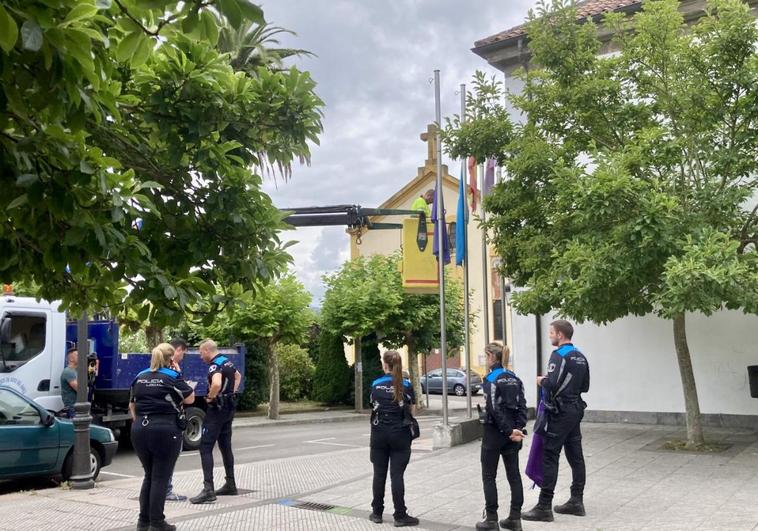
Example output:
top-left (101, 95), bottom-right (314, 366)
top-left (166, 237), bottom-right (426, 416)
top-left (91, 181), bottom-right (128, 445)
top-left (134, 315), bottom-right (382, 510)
top-left (419, 123), bottom-right (438, 167)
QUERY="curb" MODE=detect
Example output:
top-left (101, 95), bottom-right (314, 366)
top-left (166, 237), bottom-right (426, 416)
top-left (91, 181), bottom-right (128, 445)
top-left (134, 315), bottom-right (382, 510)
top-left (233, 413), bottom-right (369, 430)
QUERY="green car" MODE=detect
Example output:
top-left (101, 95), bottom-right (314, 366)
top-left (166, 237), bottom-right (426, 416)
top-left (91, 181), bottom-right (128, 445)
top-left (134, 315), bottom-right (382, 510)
top-left (0, 385), bottom-right (118, 481)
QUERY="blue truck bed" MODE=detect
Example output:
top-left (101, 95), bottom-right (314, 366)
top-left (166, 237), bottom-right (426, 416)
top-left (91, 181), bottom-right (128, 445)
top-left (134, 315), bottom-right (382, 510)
top-left (65, 320), bottom-right (245, 406)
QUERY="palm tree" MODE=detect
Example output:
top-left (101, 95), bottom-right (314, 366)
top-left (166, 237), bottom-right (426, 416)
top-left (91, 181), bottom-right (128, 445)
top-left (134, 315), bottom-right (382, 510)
top-left (217, 20), bottom-right (314, 74)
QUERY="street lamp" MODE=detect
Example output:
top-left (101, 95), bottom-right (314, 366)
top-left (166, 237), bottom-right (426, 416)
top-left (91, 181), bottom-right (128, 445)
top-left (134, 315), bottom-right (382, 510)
top-left (70, 314), bottom-right (94, 489)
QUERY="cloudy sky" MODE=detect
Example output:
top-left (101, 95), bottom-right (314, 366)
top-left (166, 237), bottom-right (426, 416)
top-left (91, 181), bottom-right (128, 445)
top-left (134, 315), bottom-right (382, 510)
top-left (258, 0), bottom-right (537, 304)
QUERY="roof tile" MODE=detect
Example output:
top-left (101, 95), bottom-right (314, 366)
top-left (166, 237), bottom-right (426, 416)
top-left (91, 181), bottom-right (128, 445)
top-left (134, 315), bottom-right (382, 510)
top-left (474, 0), bottom-right (641, 48)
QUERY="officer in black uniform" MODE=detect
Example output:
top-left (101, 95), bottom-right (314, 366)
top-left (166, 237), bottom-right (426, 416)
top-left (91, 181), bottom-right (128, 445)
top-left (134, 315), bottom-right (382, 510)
top-left (476, 342), bottom-right (527, 531)
top-left (190, 339), bottom-right (241, 504)
top-left (368, 350), bottom-right (419, 527)
top-left (523, 319), bottom-right (590, 523)
top-left (130, 343), bottom-right (195, 531)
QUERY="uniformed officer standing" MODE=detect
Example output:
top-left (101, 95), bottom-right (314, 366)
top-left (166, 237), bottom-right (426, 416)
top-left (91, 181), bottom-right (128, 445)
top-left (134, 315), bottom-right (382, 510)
top-left (368, 350), bottom-right (419, 527)
top-left (190, 339), bottom-right (242, 504)
top-left (129, 343), bottom-right (195, 531)
top-left (476, 343), bottom-right (527, 531)
top-left (523, 319), bottom-right (590, 523)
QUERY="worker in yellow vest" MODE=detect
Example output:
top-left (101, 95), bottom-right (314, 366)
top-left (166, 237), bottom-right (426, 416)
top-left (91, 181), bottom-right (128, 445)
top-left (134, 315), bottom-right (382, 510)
top-left (410, 189), bottom-right (434, 218)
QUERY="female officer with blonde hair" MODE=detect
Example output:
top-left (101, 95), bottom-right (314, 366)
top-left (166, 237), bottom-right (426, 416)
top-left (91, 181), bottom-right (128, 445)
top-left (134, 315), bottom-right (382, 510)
top-left (476, 342), bottom-right (527, 530)
top-left (130, 343), bottom-right (195, 531)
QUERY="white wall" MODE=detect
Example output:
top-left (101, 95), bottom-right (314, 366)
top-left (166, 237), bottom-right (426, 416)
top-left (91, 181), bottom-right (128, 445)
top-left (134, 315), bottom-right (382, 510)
top-left (511, 309), bottom-right (758, 416)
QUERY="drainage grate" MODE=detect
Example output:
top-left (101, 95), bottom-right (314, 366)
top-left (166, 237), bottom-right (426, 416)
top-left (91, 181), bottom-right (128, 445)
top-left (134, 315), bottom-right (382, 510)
top-left (293, 501), bottom-right (337, 512)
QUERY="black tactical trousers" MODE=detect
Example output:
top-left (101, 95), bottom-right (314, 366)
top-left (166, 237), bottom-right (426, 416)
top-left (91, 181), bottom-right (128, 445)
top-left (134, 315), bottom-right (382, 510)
top-left (131, 417), bottom-right (183, 525)
top-left (370, 427), bottom-right (412, 518)
top-left (481, 438), bottom-right (524, 515)
top-left (200, 403), bottom-right (235, 485)
top-left (539, 402), bottom-right (586, 505)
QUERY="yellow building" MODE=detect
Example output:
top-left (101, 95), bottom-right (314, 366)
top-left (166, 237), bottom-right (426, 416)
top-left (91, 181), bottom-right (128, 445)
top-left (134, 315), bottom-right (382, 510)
top-left (344, 124), bottom-right (512, 377)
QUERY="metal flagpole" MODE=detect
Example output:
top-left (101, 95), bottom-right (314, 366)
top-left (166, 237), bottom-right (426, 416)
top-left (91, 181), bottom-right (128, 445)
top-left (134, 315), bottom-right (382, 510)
top-left (434, 70), bottom-right (449, 428)
top-left (480, 164), bottom-right (490, 351)
top-left (461, 84), bottom-right (472, 419)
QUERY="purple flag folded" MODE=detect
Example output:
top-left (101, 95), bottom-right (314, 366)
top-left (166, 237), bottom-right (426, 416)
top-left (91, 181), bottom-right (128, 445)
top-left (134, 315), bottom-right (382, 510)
top-left (525, 400), bottom-right (546, 487)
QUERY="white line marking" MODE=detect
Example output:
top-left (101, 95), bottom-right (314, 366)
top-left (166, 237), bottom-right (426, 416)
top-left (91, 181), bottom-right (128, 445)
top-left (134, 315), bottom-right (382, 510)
top-left (99, 471), bottom-right (136, 478)
top-left (179, 451), bottom-right (199, 457)
top-left (305, 437), bottom-right (361, 448)
top-left (236, 444), bottom-right (275, 451)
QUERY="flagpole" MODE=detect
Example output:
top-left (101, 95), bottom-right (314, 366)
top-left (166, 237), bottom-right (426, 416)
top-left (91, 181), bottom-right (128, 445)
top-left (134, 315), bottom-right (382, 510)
top-left (480, 163), bottom-right (490, 351)
top-left (434, 69), bottom-right (449, 428)
top-left (461, 84), bottom-right (472, 419)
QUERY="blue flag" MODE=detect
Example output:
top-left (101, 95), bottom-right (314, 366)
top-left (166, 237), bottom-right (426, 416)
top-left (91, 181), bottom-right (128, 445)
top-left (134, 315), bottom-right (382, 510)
top-left (431, 182), bottom-right (451, 265)
top-left (455, 166), bottom-right (467, 266)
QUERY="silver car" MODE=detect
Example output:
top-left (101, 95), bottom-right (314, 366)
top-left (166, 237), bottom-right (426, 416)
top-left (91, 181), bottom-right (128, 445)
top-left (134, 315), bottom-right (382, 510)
top-left (420, 369), bottom-right (482, 396)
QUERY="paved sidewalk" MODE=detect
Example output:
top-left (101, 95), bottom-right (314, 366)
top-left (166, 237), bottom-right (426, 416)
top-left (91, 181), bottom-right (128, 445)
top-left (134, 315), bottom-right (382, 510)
top-left (2, 422), bottom-right (757, 530)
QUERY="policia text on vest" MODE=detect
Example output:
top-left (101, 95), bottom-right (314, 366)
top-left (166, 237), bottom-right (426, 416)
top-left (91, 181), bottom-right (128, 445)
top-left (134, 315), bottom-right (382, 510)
top-left (523, 320), bottom-right (590, 523)
top-left (368, 351), bottom-right (421, 527)
top-left (129, 344), bottom-right (195, 531)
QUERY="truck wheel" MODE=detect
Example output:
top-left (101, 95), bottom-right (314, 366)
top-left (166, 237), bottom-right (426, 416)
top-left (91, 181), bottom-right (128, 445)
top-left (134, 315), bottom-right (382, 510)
top-left (183, 407), bottom-right (205, 451)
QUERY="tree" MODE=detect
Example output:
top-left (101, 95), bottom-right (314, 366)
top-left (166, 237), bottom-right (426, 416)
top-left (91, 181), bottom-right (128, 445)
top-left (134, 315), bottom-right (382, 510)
top-left (444, 0), bottom-right (758, 447)
top-left (313, 329), bottom-right (352, 404)
top-left (217, 19), bottom-right (314, 74)
top-left (0, 1), bottom-right (323, 328)
top-left (321, 253), bottom-right (467, 410)
top-left (277, 343), bottom-right (315, 401)
top-left (217, 276), bottom-right (313, 419)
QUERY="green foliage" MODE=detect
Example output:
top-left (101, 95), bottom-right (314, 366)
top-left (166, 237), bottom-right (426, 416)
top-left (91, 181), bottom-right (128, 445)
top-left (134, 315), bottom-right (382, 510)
top-left (118, 326), bottom-right (148, 353)
top-left (446, 0), bottom-right (758, 325)
top-left (277, 343), bottom-right (314, 401)
top-left (0, 0), bottom-right (323, 324)
top-left (321, 253), bottom-right (467, 351)
top-left (238, 339), bottom-right (268, 411)
top-left (313, 329), bottom-right (351, 404)
top-left (360, 334), bottom-right (383, 407)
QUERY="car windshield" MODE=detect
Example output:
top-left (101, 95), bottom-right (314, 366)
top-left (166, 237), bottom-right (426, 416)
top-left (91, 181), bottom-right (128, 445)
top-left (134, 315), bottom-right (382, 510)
top-left (0, 389), bottom-right (41, 425)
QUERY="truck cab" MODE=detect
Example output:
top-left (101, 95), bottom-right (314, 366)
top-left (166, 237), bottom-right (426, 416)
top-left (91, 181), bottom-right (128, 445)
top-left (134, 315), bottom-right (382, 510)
top-left (0, 293), bottom-right (245, 450)
top-left (0, 294), bottom-right (67, 413)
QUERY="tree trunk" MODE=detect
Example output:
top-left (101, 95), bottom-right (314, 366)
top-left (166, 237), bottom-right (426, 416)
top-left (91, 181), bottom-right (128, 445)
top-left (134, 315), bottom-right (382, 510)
top-left (405, 334), bottom-right (424, 411)
top-left (145, 324), bottom-right (164, 350)
top-left (672, 313), bottom-right (705, 447)
top-left (267, 343), bottom-right (280, 420)
top-left (354, 338), bottom-right (363, 412)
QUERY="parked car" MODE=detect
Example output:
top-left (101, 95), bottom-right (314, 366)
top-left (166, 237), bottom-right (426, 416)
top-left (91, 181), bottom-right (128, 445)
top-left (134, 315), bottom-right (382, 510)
top-left (0, 386), bottom-right (117, 481)
top-left (420, 369), bottom-right (483, 396)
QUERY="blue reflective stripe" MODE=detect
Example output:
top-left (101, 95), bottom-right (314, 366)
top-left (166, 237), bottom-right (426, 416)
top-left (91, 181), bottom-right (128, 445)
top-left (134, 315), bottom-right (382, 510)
top-left (402, 379), bottom-right (412, 388)
top-left (371, 375), bottom-right (392, 387)
top-left (486, 368), bottom-right (505, 383)
top-left (556, 344), bottom-right (577, 358)
top-left (137, 368), bottom-right (152, 377)
top-left (486, 367), bottom-right (517, 383)
top-left (157, 368), bottom-right (179, 378)
top-left (213, 355), bottom-right (229, 365)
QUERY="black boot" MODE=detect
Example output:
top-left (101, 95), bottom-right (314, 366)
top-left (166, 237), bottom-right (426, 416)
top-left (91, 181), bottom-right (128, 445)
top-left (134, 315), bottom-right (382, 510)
top-left (147, 522), bottom-right (176, 531)
top-left (522, 503), bottom-right (554, 522)
top-left (368, 512), bottom-right (383, 523)
top-left (475, 509), bottom-right (499, 530)
top-left (136, 519), bottom-right (149, 531)
top-left (554, 496), bottom-right (585, 516)
top-left (499, 509), bottom-right (522, 530)
top-left (190, 481), bottom-right (217, 504)
top-left (394, 513), bottom-right (420, 527)
top-left (215, 477), bottom-right (238, 496)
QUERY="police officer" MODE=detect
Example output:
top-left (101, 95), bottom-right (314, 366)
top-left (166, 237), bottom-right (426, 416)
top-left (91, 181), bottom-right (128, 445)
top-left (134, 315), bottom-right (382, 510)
top-left (190, 339), bottom-right (242, 504)
top-left (368, 350), bottom-right (419, 527)
top-left (476, 343), bottom-right (527, 531)
top-left (523, 319), bottom-right (590, 523)
top-left (129, 343), bottom-right (195, 531)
